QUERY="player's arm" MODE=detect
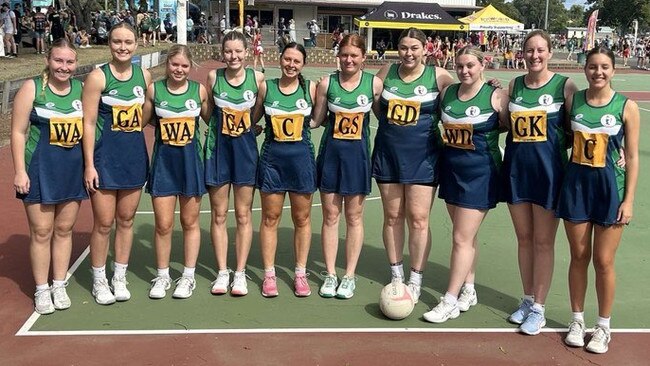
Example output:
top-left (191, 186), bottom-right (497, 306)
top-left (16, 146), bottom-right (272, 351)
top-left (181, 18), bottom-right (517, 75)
top-left (142, 82), bottom-right (155, 128)
top-left (198, 83), bottom-right (212, 124)
top-left (10, 79), bottom-right (36, 195)
top-left (617, 100), bottom-right (640, 225)
top-left (81, 68), bottom-right (105, 193)
top-left (371, 75), bottom-right (383, 119)
top-left (310, 75), bottom-right (330, 128)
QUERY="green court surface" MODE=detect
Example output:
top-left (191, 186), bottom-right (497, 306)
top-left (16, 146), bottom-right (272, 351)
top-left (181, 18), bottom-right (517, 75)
top-left (20, 68), bottom-right (650, 335)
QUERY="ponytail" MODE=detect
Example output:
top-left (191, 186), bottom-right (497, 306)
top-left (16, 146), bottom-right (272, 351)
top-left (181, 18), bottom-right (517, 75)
top-left (40, 67), bottom-right (49, 97)
top-left (297, 73), bottom-right (307, 102)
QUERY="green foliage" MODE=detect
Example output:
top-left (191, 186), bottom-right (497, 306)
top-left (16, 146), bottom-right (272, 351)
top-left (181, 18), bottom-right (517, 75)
top-left (511, 0), bottom-right (567, 32)
top-left (595, 0), bottom-right (650, 34)
top-left (567, 5), bottom-right (585, 27)
top-left (476, 0), bottom-right (524, 22)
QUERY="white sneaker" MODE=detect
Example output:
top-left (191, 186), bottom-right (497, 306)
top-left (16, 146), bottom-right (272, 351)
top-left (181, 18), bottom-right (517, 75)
top-left (34, 288), bottom-right (55, 315)
top-left (111, 275), bottom-right (131, 301)
top-left (92, 278), bottom-right (116, 305)
top-left (51, 282), bottom-right (71, 310)
top-left (564, 320), bottom-right (586, 347)
top-left (172, 276), bottom-right (196, 299)
top-left (457, 285), bottom-right (477, 312)
top-left (407, 283), bottom-right (421, 304)
top-left (423, 297), bottom-right (460, 324)
top-left (149, 276), bottom-right (172, 299)
top-left (230, 271), bottom-right (249, 296)
top-left (210, 270), bottom-right (231, 295)
top-left (586, 325), bottom-right (611, 354)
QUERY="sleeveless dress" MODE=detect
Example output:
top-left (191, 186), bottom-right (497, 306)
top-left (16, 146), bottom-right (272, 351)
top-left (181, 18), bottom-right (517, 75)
top-left (438, 83), bottom-right (501, 209)
top-left (317, 71), bottom-right (374, 195)
top-left (94, 64), bottom-right (149, 189)
top-left (205, 68), bottom-right (259, 187)
top-left (501, 74), bottom-right (569, 209)
top-left (147, 80), bottom-right (206, 197)
top-left (19, 77), bottom-right (87, 203)
top-left (372, 64), bottom-right (441, 185)
top-left (556, 91), bottom-right (628, 226)
top-left (257, 78), bottom-right (316, 194)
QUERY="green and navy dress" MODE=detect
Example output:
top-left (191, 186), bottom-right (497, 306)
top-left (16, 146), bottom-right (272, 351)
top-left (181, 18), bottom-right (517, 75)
top-left (372, 64), bottom-right (441, 185)
top-left (205, 68), bottom-right (258, 187)
top-left (317, 71), bottom-right (374, 195)
top-left (556, 90), bottom-right (628, 226)
top-left (501, 73), bottom-right (569, 209)
top-left (257, 78), bottom-right (316, 194)
top-left (438, 83), bottom-right (501, 210)
top-left (95, 64), bottom-right (149, 189)
top-left (147, 80), bottom-right (206, 197)
top-left (19, 77), bottom-right (87, 203)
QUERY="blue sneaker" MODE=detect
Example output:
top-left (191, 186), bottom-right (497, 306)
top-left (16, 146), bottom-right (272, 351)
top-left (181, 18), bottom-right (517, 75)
top-left (508, 299), bottom-right (533, 325)
top-left (519, 308), bottom-right (546, 335)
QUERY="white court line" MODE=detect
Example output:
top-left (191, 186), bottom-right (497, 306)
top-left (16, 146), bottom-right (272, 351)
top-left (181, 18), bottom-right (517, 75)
top-left (15, 246), bottom-right (90, 336)
top-left (640, 107), bottom-right (650, 112)
top-left (135, 196), bottom-right (382, 215)
top-left (16, 327), bottom-right (650, 337)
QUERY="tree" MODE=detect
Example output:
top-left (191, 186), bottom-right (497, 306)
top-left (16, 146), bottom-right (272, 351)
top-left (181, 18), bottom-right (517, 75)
top-left (567, 5), bottom-right (585, 27)
top-left (68, 0), bottom-right (102, 31)
top-left (511, 0), bottom-right (568, 32)
top-left (594, 0), bottom-right (650, 34)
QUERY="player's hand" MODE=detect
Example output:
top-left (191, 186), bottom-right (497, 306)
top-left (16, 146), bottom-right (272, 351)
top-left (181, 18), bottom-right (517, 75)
top-left (616, 200), bottom-right (633, 226)
top-left (84, 166), bottom-right (100, 193)
top-left (616, 148), bottom-right (626, 169)
top-left (487, 78), bottom-right (502, 89)
top-left (14, 171), bottom-right (30, 195)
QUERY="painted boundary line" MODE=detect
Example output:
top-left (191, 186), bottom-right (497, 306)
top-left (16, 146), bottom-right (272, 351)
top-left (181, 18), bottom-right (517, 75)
top-left (16, 246), bottom-right (90, 336)
top-left (16, 327), bottom-right (650, 337)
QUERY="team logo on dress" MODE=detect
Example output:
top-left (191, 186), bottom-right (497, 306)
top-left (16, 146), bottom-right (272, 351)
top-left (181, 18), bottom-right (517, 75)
top-left (515, 96), bottom-right (523, 103)
top-left (296, 98), bottom-right (308, 110)
top-left (414, 85), bottom-right (427, 96)
top-left (71, 100), bottom-right (82, 111)
top-left (133, 86), bottom-right (145, 98)
top-left (465, 106), bottom-right (480, 117)
top-left (220, 92), bottom-right (228, 98)
top-left (185, 99), bottom-right (198, 110)
top-left (575, 114), bottom-right (584, 121)
top-left (390, 86), bottom-right (399, 92)
top-left (601, 114), bottom-right (617, 127)
top-left (538, 94), bottom-right (553, 106)
top-left (334, 97), bottom-right (341, 104)
top-left (109, 90), bottom-right (118, 96)
top-left (160, 101), bottom-right (168, 107)
top-left (243, 90), bottom-right (255, 101)
top-left (272, 101), bottom-right (279, 107)
top-left (357, 95), bottom-right (369, 106)
top-left (46, 102), bottom-right (55, 109)
top-left (444, 106), bottom-right (452, 112)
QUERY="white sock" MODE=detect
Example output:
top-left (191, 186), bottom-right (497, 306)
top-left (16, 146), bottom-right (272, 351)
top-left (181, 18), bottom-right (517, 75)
top-left (597, 316), bottom-right (611, 329)
top-left (523, 294), bottom-right (535, 303)
top-left (532, 302), bottom-right (545, 314)
top-left (113, 262), bottom-right (128, 278)
top-left (52, 280), bottom-right (66, 288)
top-left (443, 292), bottom-right (458, 305)
top-left (35, 283), bottom-right (49, 291)
top-left (183, 267), bottom-right (195, 278)
top-left (573, 312), bottom-right (585, 322)
top-left (157, 267), bottom-right (170, 278)
top-left (295, 266), bottom-right (306, 276)
top-left (390, 262), bottom-right (404, 279)
top-left (463, 283), bottom-right (475, 291)
top-left (408, 270), bottom-right (422, 287)
top-left (218, 269), bottom-right (230, 276)
top-left (92, 265), bottom-right (107, 281)
top-left (264, 267), bottom-right (275, 277)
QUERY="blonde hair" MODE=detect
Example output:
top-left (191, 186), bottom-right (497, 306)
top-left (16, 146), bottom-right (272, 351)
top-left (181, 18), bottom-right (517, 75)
top-left (455, 45), bottom-right (485, 81)
top-left (40, 38), bottom-right (77, 97)
top-left (166, 44), bottom-right (197, 70)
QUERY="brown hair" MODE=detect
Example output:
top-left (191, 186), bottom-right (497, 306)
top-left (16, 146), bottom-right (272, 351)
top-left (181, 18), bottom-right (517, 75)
top-left (108, 22), bottom-right (137, 41)
top-left (398, 27), bottom-right (427, 47)
top-left (40, 38), bottom-right (77, 96)
top-left (585, 46), bottom-right (616, 69)
top-left (222, 30), bottom-right (248, 50)
top-left (338, 33), bottom-right (366, 56)
top-left (523, 30), bottom-right (553, 52)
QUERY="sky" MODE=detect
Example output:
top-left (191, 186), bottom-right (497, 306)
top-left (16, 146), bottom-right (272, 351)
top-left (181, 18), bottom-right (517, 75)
top-left (564, 0), bottom-right (588, 9)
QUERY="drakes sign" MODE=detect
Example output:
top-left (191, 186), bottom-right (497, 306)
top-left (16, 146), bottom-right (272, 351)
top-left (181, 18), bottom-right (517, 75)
top-left (384, 10), bottom-right (442, 20)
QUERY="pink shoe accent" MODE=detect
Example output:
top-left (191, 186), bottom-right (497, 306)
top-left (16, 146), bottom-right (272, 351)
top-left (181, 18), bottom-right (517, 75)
top-left (262, 275), bottom-right (278, 297)
top-left (294, 274), bottom-right (311, 297)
